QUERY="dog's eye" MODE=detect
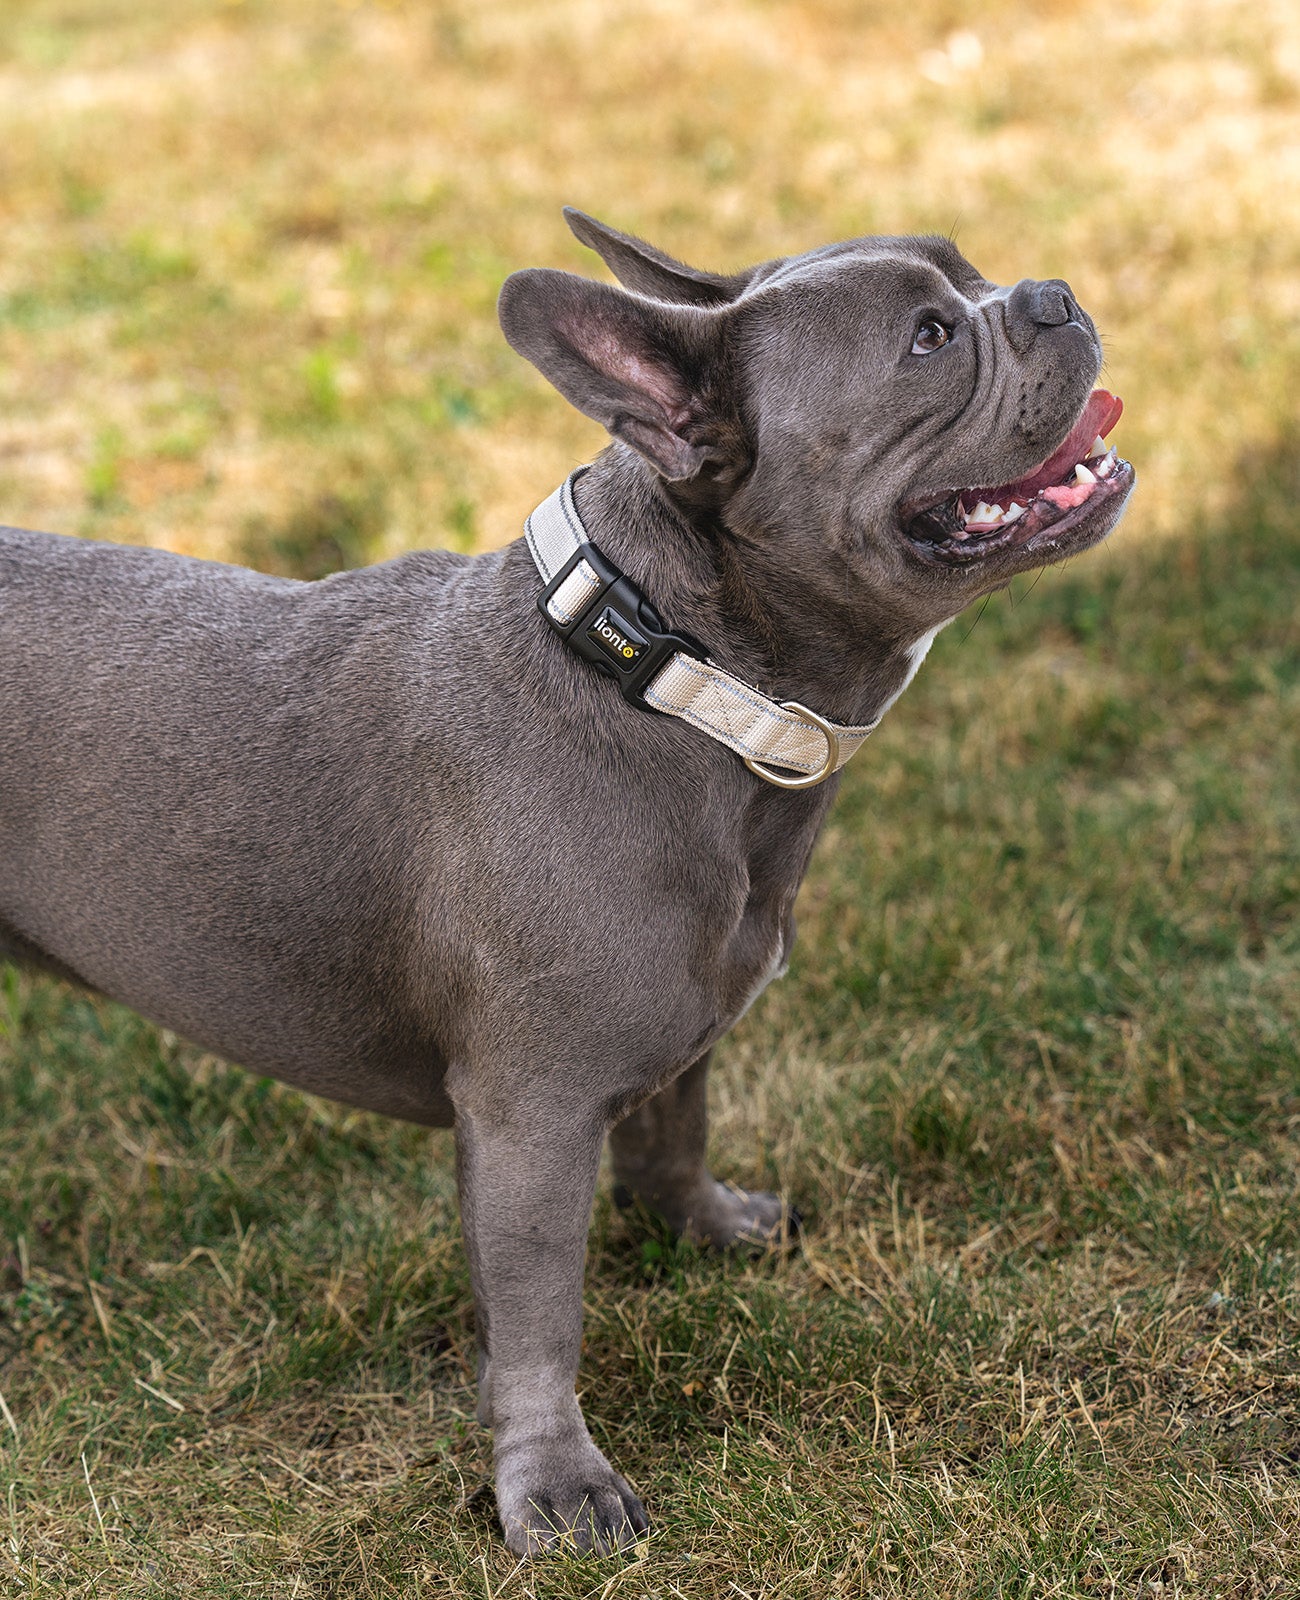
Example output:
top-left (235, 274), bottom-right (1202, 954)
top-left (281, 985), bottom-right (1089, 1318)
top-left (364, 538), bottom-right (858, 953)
top-left (912, 320), bottom-right (951, 355)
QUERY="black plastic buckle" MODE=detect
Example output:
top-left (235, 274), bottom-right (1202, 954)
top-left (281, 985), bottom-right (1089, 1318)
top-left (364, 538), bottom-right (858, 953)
top-left (538, 541), bottom-right (706, 710)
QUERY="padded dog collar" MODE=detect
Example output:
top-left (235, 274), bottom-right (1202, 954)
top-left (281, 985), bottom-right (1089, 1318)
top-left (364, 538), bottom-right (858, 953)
top-left (524, 471), bottom-right (880, 789)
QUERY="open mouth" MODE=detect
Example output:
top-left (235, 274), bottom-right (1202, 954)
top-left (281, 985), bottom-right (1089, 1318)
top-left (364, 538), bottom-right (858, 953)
top-left (902, 389), bottom-right (1133, 564)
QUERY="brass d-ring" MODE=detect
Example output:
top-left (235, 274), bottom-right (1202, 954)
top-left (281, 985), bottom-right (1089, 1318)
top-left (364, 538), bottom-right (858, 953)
top-left (744, 701), bottom-right (841, 790)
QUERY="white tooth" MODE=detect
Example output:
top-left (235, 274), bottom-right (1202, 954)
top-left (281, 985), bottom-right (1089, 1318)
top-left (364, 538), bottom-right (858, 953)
top-left (1096, 450), bottom-right (1117, 478)
top-left (1003, 501), bottom-right (1026, 522)
top-left (986, 502), bottom-right (1006, 521)
top-left (968, 500), bottom-right (994, 522)
top-left (1086, 435), bottom-right (1108, 460)
top-left (1073, 462), bottom-right (1097, 485)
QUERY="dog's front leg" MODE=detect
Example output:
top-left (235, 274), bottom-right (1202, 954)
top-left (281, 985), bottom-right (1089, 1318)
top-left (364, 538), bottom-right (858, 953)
top-left (453, 1100), bottom-right (647, 1556)
top-left (609, 1053), bottom-right (795, 1248)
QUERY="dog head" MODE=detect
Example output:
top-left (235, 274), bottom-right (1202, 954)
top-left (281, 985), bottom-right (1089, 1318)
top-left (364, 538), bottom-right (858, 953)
top-left (499, 212), bottom-right (1134, 636)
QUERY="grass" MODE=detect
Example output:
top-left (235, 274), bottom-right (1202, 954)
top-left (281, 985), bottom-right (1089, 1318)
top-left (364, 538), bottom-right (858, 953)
top-left (1, 1), bottom-right (1299, 1595)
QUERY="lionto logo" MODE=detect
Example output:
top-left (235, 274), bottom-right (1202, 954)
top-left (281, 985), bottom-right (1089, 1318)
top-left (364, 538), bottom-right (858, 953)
top-left (586, 606), bottom-right (645, 669)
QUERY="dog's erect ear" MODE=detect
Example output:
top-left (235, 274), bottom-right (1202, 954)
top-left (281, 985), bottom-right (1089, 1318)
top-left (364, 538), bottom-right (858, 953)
top-left (563, 208), bottom-right (757, 307)
top-left (498, 267), bottom-right (742, 483)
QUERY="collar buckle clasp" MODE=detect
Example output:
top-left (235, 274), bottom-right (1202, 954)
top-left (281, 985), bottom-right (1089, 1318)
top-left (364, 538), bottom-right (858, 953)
top-left (538, 541), bottom-right (707, 711)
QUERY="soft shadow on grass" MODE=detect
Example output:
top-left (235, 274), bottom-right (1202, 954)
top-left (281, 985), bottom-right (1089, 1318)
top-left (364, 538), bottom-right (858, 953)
top-left (1, 439), bottom-right (1297, 1596)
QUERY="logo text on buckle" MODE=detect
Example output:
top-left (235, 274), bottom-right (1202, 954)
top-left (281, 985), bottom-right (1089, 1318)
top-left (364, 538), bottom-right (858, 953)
top-left (585, 606), bottom-right (646, 669)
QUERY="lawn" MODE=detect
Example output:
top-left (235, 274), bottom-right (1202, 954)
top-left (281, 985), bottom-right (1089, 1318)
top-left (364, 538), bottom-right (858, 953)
top-left (1, 1), bottom-right (1298, 1596)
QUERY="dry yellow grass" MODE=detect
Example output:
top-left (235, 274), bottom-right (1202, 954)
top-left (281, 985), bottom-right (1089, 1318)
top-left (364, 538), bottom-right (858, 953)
top-left (0, 0), bottom-right (1297, 565)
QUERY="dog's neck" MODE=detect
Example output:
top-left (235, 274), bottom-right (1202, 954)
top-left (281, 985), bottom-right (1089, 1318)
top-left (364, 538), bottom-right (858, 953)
top-left (568, 446), bottom-right (943, 733)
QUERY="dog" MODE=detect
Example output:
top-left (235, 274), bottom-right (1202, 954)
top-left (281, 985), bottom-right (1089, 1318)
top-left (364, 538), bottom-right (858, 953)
top-left (0, 210), bottom-right (1133, 1555)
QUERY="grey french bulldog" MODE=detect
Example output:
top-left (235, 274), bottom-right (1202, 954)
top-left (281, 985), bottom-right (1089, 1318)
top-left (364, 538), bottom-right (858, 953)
top-left (0, 210), bottom-right (1133, 1554)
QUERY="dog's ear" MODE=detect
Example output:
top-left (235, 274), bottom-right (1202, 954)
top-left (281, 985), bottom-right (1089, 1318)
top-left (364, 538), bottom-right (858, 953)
top-left (498, 267), bottom-right (743, 484)
top-left (563, 208), bottom-right (756, 307)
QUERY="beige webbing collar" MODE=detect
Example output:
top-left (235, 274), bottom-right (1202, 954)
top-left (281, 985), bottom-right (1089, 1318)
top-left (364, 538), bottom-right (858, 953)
top-left (524, 470), bottom-right (881, 789)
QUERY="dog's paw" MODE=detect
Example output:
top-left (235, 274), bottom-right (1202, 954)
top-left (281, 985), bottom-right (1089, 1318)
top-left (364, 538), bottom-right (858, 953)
top-left (616, 1178), bottom-right (801, 1252)
top-left (495, 1433), bottom-right (648, 1557)
top-left (690, 1181), bottom-right (801, 1252)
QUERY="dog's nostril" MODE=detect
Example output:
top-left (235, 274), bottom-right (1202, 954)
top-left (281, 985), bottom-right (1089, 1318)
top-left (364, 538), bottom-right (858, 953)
top-left (1006, 277), bottom-right (1080, 339)
top-left (1030, 279), bottom-right (1077, 328)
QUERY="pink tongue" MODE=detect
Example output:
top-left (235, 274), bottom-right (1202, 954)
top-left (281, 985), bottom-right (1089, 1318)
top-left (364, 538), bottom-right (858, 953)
top-left (1041, 481), bottom-right (1095, 511)
top-left (1035, 389), bottom-right (1123, 482)
top-left (981, 389), bottom-right (1123, 506)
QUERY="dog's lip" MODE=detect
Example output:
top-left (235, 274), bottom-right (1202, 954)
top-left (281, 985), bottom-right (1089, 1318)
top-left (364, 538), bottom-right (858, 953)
top-left (902, 456), bottom-right (1134, 567)
top-left (976, 389), bottom-right (1123, 511)
top-left (897, 388), bottom-right (1131, 567)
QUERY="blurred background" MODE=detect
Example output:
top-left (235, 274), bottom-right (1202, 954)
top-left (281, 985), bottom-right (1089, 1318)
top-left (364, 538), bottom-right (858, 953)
top-left (0, 0), bottom-right (1296, 572)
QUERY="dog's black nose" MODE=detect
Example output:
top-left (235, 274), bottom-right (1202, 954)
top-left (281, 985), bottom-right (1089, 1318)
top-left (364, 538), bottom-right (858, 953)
top-left (1004, 277), bottom-right (1082, 351)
